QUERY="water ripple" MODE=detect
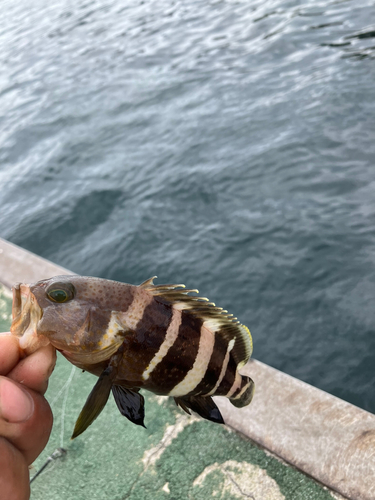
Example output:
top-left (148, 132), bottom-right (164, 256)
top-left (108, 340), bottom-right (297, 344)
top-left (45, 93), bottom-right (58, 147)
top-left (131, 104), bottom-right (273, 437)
top-left (0, 0), bottom-right (375, 413)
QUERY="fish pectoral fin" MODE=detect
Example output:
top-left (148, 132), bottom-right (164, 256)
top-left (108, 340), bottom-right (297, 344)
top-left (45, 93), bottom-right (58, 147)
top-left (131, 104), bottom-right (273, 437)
top-left (112, 385), bottom-right (146, 428)
top-left (174, 395), bottom-right (224, 424)
top-left (71, 367), bottom-right (113, 439)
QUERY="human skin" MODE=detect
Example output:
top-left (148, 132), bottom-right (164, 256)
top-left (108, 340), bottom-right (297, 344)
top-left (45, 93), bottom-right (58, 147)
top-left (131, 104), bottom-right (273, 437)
top-left (0, 333), bottom-right (56, 500)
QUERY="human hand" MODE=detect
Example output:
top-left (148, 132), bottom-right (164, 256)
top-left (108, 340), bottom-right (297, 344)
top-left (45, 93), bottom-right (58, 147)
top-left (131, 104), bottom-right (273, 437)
top-left (0, 333), bottom-right (56, 500)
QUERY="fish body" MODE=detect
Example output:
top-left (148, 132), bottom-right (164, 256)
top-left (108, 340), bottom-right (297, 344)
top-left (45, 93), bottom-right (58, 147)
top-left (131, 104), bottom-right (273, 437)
top-left (11, 275), bottom-right (254, 437)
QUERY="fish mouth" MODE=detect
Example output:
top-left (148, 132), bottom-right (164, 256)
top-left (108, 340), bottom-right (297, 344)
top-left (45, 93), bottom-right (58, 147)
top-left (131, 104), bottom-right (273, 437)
top-left (10, 284), bottom-right (49, 354)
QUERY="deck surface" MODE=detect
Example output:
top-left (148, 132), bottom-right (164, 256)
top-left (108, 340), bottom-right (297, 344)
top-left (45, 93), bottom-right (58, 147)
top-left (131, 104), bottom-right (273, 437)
top-left (1, 284), bottom-right (343, 500)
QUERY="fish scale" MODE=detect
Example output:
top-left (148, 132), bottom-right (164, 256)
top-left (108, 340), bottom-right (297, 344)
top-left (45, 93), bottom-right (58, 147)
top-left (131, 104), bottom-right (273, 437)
top-left (10, 275), bottom-right (254, 438)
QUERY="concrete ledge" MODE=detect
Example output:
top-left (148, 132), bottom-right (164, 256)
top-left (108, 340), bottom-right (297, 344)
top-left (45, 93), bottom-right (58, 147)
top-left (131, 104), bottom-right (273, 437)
top-left (1, 236), bottom-right (374, 500)
top-left (217, 363), bottom-right (375, 500)
top-left (0, 237), bottom-right (73, 288)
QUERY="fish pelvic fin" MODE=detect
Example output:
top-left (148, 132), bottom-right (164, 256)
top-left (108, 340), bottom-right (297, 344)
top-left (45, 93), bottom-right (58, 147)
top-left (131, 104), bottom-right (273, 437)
top-left (112, 385), bottom-right (146, 428)
top-left (71, 367), bottom-right (113, 439)
top-left (174, 396), bottom-right (224, 424)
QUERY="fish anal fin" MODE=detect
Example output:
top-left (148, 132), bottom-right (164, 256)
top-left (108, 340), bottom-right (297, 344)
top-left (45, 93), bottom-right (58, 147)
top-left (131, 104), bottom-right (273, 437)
top-left (112, 385), bottom-right (146, 428)
top-left (71, 367), bottom-right (113, 439)
top-left (175, 396), bottom-right (224, 424)
top-left (174, 397), bottom-right (191, 416)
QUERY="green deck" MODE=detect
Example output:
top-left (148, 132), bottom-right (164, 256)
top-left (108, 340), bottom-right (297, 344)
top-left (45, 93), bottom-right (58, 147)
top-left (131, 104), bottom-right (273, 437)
top-left (0, 285), bottom-right (340, 500)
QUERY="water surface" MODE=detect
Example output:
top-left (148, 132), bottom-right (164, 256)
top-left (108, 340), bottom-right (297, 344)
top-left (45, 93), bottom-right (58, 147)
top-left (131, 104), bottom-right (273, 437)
top-left (1, 0), bottom-right (375, 412)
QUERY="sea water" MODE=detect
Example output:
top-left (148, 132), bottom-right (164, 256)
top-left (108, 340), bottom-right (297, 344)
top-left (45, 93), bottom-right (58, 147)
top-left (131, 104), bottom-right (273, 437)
top-left (0, 0), bottom-right (374, 413)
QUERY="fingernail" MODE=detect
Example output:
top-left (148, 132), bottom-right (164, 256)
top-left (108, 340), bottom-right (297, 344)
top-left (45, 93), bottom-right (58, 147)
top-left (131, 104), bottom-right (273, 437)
top-left (0, 378), bottom-right (34, 423)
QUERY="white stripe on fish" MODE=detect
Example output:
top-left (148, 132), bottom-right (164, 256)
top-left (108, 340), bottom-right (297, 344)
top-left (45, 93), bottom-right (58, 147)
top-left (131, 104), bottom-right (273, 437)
top-left (119, 287), bottom-right (154, 331)
top-left (169, 321), bottom-right (215, 397)
top-left (142, 308), bottom-right (182, 381)
top-left (206, 338), bottom-right (235, 396)
top-left (226, 371), bottom-right (242, 398)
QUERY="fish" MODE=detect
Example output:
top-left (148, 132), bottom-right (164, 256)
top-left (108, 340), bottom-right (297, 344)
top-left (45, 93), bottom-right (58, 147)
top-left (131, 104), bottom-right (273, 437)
top-left (10, 275), bottom-right (254, 438)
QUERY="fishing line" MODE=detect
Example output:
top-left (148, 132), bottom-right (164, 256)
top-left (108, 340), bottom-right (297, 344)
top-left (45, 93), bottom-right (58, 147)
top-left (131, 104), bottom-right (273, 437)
top-left (30, 448), bottom-right (67, 484)
top-left (59, 364), bottom-right (76, 448)
top-left (49, 364), bottom-right (76, 409)
top-left (30, 364), bottom-right (76, 484)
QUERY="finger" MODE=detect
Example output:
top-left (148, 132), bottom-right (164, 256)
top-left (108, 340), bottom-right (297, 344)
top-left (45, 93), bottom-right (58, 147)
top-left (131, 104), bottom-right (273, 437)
top-left (0, 335), bottom-right (20, 375)
top-left (0, 437), bottom-right (30, 500)
top-left (8, 344), bottom-right (57, 394)
top-left (0, 377), bottom-right (53, 464)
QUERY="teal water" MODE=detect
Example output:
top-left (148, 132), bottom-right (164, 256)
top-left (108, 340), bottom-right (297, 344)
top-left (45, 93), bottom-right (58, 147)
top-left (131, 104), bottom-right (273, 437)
top-left (0, 0), bottom-right (374, 413)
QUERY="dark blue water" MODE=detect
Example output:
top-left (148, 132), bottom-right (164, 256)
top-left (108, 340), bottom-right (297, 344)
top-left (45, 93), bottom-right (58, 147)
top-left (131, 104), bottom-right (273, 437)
top-left (1, 0), bottom-right (374, 413)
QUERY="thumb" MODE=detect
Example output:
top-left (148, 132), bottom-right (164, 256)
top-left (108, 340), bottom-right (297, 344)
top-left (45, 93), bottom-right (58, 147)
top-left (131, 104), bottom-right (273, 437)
top-left (0, 378), bottom-right (32, 500)
top-left (0, 377), bottom-right (34, 423)
top-left (0, 437), bottom-right (30, 500)
top-left (0, 377), bottom-right (53, 465)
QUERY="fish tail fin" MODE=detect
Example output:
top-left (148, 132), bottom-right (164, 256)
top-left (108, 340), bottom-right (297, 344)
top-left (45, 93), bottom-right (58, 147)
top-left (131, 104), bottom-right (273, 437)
top-left (230, 375), bottom-right (255, 408)
top-left (174, 395), bottom-right (224, 424)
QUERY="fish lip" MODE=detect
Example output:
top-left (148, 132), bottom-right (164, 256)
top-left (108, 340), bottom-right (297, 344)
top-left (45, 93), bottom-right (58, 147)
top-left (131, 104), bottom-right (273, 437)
top-left (12, 283), bottom-right (22, 323)
top-left (10, 283), bottom-right (46, 353)
top-left (11, 284), bottom-right (32, 337)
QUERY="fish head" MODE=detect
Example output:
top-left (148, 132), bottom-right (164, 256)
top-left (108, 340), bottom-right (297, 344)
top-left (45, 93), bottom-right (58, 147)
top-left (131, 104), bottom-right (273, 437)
top-left (10, 275), bottom-right (131, 365)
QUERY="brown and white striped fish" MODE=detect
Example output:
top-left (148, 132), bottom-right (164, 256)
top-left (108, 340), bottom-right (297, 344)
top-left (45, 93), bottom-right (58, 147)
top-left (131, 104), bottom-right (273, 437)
top-left (10, 275), bottom-right (254, 438)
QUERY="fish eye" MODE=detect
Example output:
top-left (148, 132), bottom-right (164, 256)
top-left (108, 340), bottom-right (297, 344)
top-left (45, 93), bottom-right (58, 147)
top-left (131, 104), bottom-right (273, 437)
top-left (46, 282), bottom-right (75, 303)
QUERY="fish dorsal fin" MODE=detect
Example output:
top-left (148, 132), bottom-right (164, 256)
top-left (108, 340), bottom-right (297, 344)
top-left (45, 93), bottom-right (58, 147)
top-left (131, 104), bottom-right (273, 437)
top-left (139, 276), bottom-right (158, 288)
top-left (139, 278), bottom-right (253, 368)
